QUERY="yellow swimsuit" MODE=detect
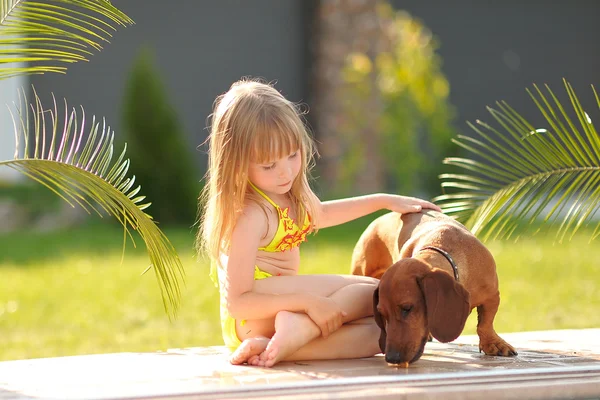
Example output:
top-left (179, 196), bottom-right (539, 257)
top-left (210, 182), bottom-right (311, 350)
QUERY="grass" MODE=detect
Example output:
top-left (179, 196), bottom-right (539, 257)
top-left (1, 215), bottom-right (598, 361)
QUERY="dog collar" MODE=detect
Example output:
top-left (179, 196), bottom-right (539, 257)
top-left (419, 246), bottom-right (459, 282)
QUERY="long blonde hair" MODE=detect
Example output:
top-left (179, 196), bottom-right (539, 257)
top-left (198, 78), bottom-right (320, 264)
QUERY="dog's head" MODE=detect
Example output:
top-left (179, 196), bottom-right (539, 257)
top-left (373, 258), bottom-right (471, 365)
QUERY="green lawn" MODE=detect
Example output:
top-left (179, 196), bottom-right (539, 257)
top-left (1, 216), bottom-right (598, 361)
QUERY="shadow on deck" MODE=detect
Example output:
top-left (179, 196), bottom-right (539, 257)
top-left (1, 329), bottom-right (599, 400)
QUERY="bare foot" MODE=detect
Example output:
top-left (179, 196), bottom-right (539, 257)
top-left (229, 336), bottom-right (269, 365)
top-left (247, 354), bottom-right (261, 365)
top-left (257, 311), bottom-right (320, 368)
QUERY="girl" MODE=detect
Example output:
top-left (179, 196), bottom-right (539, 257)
top-left (199, 78), bottom-right (441, 368)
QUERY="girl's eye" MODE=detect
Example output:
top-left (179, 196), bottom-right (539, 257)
top-left (262, 164), bottom-right (275, 171)
top-left (289, 151), bottom-right (298, 159)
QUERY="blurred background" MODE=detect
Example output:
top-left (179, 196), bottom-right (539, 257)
top-left (1, 0), bottom-right (599, 361)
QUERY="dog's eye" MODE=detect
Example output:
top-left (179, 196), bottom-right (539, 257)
top-left (400, 305), bottom-right (413, 318)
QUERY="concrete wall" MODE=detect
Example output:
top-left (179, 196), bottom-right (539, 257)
top-left (23, 0), bottom-right (600, 178)
top-left (393, 0), bottom-right (600, 131)
top-left (27, 0), bottom-right (309, 181)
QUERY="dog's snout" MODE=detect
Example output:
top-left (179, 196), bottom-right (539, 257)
top-left (384, 349), bottom-right (407, 365)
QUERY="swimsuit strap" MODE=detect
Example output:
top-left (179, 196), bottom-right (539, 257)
top-left (247, 180), bottom-right (310, 253)
top-left (248, 181), bottom-right (280, 209)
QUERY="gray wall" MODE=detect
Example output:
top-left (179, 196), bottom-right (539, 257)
top-left (393, 0), bottom-right (600, 131)
top-left (25, 0), bottom-right (600, 179)
top-left (28, 0), bottom-right (309, 178)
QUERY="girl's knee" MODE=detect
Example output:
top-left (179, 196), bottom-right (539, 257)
top-left (361, 276), bottom-right (379, 286)
top-left (360, 276), bottom-right (379, 290)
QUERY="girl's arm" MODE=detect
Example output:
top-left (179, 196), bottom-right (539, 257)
top-left (317, 193), bottom-right (442, 229)
top-left (224, 204), bottom-right (344, 337)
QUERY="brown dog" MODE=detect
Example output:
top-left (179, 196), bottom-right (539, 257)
top-left (352, 210), bottom-right (517, 365)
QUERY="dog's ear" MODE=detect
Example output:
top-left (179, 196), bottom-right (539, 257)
top-left (373, 286), bottom-right (387, 353)
top-left (419, 270), bottom-right (470, 343)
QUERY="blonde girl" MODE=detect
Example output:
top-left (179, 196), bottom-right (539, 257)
top-left (199, 78), bottom-right (441, 367)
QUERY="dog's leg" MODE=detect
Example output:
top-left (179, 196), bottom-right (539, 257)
top-left (476, 295), bottom-right (517, 356)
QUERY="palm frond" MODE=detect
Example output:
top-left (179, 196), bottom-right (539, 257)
top-left (0, 0), bottom-right (133, 79)
top-left (435, 80), bottom-right (600, 242)
top-left (0, 87), bottom-right (184, 317)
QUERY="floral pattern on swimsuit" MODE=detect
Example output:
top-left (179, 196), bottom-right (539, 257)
top-left (272, 206), bottom-right (310, 252)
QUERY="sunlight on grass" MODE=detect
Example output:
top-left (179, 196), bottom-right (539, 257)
top-left (1, 219), bottom-right (598, 361)
top-left (0, 223), bottom-right (219, 361)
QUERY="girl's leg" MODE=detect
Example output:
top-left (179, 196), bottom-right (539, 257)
top-left (256, 282), bottom-right (376, 367)
top-left (231, 276), bottom-right (377, 366)
top-left (282, 316), bottom-right (380, 361)
top-left (238, 316), bottom-right (379, 366)
top-left (252, 274), bottom-right (379, 298)
top-left (231, 317), bottom-right (380, 366)
top-left (234, 274), bottom-right (379, 342)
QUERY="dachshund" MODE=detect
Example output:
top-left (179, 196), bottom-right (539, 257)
top-left (352, 210), bottom-right (517, 366)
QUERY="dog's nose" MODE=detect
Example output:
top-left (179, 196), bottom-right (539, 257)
top-left (384, 349), bottom-right (407, 365)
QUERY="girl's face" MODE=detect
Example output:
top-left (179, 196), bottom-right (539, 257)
top-left (248, 150), bottom-right (302, 196)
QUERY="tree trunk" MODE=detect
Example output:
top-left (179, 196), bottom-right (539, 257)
top-left (310, 0), bottom-right (387, 196)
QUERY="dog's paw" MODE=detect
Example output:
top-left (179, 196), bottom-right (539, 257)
top-left (479, 340), bottom-right (518, 356)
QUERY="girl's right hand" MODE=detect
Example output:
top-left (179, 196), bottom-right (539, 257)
top-left (305, 295), bottom-right (347, 338)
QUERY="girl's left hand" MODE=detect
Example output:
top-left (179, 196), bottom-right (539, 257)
top-left (385, 194), bottom-right (442, 214)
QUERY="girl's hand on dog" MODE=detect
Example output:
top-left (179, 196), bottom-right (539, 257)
top-left (305, 295), bottom-right (347, 338)
top-left (383, 194), bottom-right (442, 214)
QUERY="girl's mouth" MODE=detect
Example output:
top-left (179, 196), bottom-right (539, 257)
top-left (279, 181), bottom-right (291, 187)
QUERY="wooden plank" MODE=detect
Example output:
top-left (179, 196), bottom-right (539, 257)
top-left (1, 329), bottom-right (599, 400)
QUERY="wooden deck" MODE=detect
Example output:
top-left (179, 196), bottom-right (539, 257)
top-left (1, 329), bottom-right (599, 400)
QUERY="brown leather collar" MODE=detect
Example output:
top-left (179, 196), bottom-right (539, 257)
top-left (419, 246), bottom-right (459, 282)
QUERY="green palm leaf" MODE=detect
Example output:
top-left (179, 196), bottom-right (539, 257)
top-left (0, 0), bottom-right (133, 79)
top-left (1, 87), bottom-right (185, 317)
top-left (435, 80), bottom-right (600, 242)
